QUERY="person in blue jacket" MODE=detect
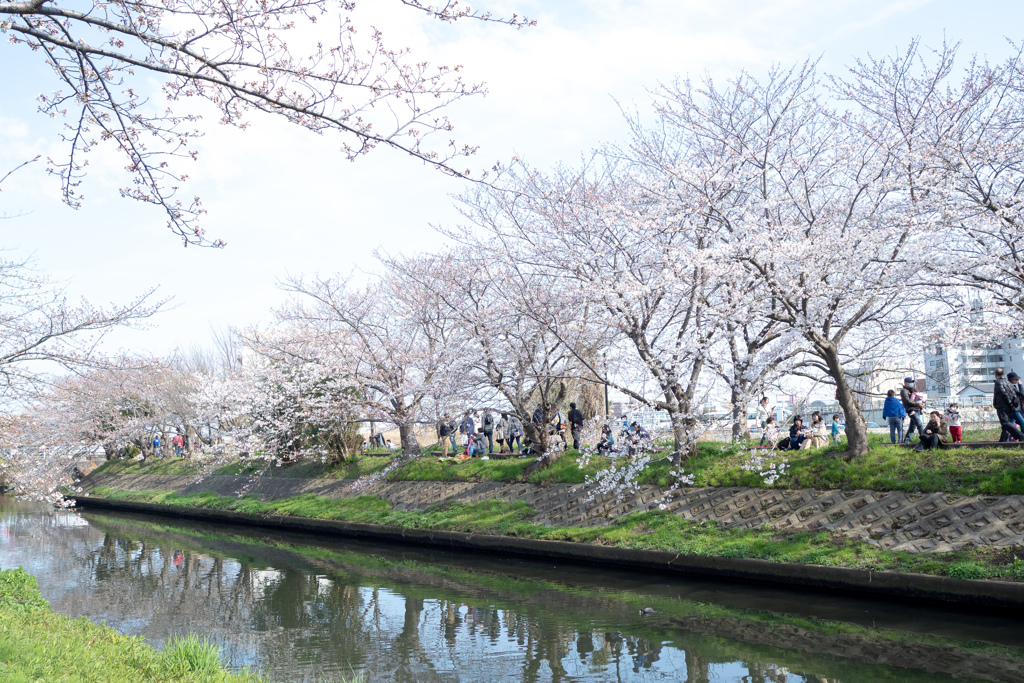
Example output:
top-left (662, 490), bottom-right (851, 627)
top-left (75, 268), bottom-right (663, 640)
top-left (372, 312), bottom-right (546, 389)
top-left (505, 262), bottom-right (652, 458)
top-left (882, 389), bottom-right (907, 444)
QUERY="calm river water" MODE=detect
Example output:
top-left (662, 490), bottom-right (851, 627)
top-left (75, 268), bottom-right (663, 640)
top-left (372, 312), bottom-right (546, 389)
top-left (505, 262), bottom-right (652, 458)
top-left (2, 495), bottom-right (1024, 682)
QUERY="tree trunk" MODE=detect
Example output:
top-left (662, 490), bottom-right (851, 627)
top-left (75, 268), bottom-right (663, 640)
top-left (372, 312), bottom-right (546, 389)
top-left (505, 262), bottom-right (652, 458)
top-left (730, 383), bottom-right (749, 443)
top-left (398, 421), bottom-right (421, 455)
top-left (819, 342), bottom-right (869, 458)
top-left (669, 410), bottom-right (693, 467)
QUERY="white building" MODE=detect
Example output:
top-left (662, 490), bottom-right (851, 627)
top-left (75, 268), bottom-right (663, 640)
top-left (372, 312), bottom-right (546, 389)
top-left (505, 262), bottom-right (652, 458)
top-left (923, 339), bottom-right (1024, 399)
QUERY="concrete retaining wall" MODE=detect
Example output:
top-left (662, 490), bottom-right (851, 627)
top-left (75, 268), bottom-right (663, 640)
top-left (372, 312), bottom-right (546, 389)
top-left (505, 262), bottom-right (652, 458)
top-left (82, 471), bottom-right (1024, 553)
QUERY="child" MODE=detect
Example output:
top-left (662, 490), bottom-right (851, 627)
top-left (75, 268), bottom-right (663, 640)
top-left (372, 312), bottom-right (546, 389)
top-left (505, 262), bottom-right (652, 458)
top-left (763, 416), bottom-right (779, 449)
top-left (945, 403), bottom-right (962, 443)
top-left (830, 414), bottom-right (842, 444)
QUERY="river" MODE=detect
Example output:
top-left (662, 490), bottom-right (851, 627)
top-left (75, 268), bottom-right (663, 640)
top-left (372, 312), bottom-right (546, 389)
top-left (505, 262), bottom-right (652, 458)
top-left (2, 495), bottom-right (1023, 682)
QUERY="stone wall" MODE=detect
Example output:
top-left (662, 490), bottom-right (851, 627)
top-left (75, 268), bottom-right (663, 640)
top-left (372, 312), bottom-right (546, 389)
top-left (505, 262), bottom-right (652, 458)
top-left (81, 471), bottom-right (1024, 554)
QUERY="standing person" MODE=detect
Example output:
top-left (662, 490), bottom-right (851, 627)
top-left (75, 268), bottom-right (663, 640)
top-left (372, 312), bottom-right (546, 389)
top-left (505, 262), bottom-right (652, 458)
top-left (756, 397), bottom-right (774, 445)
top-left (508, 414), bottom-right (523, 453)
top-left (532, 404), bottom-right (545, 430)
top-left (945, 403), bottom-right (962, 444)
top-left (900, 377), bottom-right (925, 443)
top-left (172, 433), bottom-right (184, 458)
top-left (567, 402), bottom-right (585, 451)
top-left (438, 415), bottom-right (453, 457)
top-left (151, 434), bottom-right (161, 457)
top-left (494, 413), bottom-right (509, 454)
top-left (459, 411), bottom-right (475, 455)
top-left (882, 389), bottom-right (907, 445)
top-left (482, 410), bottom-right (495, 454)
top-left (830, 414), bottom-right (842, 445)
top-left (993, 368), bottom-right (1024, 442)
top-left (763, 417), bottom-right (780, 449)
top-left (1010, 373), bottom-right (1024, 433)
top-left (916, 411), bottom-right (949, 452)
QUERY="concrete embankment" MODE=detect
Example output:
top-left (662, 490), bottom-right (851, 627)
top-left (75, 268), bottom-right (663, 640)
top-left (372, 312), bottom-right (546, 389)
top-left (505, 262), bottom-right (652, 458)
top-left (82, 471), bottom-right (1024, 553)
top-left (77, 488), bottom-right (1024, 611)
top-left (79, 471), bottom-right (1024, 610)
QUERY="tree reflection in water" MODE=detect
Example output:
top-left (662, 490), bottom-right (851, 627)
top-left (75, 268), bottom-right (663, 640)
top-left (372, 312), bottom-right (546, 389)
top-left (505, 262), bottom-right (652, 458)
top-left (0, 498), bottom-right (1017, 683)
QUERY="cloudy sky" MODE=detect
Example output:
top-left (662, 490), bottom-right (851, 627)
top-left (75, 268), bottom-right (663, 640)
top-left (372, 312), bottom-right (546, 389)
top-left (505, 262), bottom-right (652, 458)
top-left (1, 0), bottom-right (1021, 358)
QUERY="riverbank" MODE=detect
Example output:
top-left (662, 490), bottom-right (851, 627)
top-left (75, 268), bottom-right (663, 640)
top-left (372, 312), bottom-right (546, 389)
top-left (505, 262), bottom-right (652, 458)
top-left (77, 487), bottom-right (1024, 610)
top-left (0, 566), bottom-right (263, 682)
top-left (92, 431), bottom-right (1024, 496)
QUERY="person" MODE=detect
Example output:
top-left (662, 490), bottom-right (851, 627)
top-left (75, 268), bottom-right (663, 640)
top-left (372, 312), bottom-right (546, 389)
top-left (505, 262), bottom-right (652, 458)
top-left (172, 433), bottom-right (184, 457)
top-left (151, 435), bottom-right (161, 457)
top-left (469, 428), bottom-right (488, 458)
top-left (438, 416), bottom-right (453, 457)
top-left (993, 368), bottom-right (1024, 442)
top-left (763, 416), bottom-right (780, 449)
top-left (459, 411), bottom-right (475, 454)
top-left (1010, 373), bottom-right (1024, 434)
top-left (385, 439), bottom-right (397, 450)
top-left (882, 389), bottom-right (906, 445)
top-left (945, 403), bottom-right (962, 444)
top-left (508, 414), bottom-right (523, 453)
top-left (494, 413), bottom-right (508, 454)
top-left (788, 416), bottom-right (806, 451)
top-left (900, 378), bottom-right (926, 443)
top-left (482, 410), bottom-right (495, 453)
top-left (597, 425), bottom-right (616, 454)
top-left (567, 402), bottom-right (585, 451)
top-left (916, 410), bottom-right (949, 452)
top-left (532, 403), bottom-right (545, 431)
top-left (830, 414), bottom-right (842, 445)
top-left (756, 397), bottom-right (774, 445)
top-left (801, 411), bottom-right (829, 449)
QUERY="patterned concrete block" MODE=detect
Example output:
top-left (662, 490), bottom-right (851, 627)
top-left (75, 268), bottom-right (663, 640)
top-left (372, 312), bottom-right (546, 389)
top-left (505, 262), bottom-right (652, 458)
top-left (81, 471), bottom-right (1024, 554)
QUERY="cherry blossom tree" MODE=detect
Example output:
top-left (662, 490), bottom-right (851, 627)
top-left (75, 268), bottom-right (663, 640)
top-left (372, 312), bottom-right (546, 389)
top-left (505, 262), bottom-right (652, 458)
top-left (385, 249), bottom-right (589, 457)
top-left (0, 0), bottom-right (532, 245)
top-left (649, 62), bottom-right (936, 457)
top-left (449, 161), bottom-right (723, 464)
top-left (270, 268), bottom-right (465, 454)
top-left (837, 40), bottom-right (1024, 339)
top-left (0, 251), bottom-right (163, 402)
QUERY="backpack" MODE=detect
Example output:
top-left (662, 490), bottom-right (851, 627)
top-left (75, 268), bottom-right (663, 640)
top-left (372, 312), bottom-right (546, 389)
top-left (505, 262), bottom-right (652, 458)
top-left (484, 413), bottom-right (494, 429)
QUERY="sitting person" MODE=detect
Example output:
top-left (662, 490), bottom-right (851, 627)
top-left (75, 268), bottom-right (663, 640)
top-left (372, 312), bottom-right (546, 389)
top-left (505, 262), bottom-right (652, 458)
top-left (916, 411), bottom-right (949, 452)
top-left (597, 425), bottom-right (616, 454)
top-left (801, 411), bottom-right (829, 449)
top-left (469, 429), bottom-right (488, 458)
top-left (788, 416), bottom-right (806, 450)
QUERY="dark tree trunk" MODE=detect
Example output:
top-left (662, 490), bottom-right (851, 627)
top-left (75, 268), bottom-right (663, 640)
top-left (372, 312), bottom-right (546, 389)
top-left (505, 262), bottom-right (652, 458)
top-left (819, 342), bottom-right (869, 458)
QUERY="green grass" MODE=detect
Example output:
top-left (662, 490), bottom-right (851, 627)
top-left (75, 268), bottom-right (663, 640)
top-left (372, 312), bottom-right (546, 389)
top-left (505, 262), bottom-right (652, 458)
top-left (0, 567), bottom-right (264, 682)
top-left (87, 487), bottom-right (1024, 582)
top-left (89, 430), bottom-right (1024, 497)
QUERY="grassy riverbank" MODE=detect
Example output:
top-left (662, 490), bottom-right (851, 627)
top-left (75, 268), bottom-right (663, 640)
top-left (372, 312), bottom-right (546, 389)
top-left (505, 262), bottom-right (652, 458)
top-left (93, 431), bottom-right (1024, 496)
top-left (0, 567), bottom-right (263, 682)
top-left (88, 487), bottom-right (1024, 582)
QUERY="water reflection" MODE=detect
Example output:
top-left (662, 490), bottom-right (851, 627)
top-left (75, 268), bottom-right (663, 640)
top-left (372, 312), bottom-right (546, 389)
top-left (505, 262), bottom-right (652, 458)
top-left (1, 495), bottom-right (1022, 682)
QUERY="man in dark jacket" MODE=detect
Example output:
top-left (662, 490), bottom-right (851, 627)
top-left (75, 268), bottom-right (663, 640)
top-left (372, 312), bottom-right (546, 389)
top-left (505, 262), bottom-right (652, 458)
top-left (482, 411), bottom-right (495, 453)
top-left (899, 377), bottom-right (925, 443)
top-left (567, 402), bottom-right (585, 450)
top-left (994, 368), bottom-right (1024, 442)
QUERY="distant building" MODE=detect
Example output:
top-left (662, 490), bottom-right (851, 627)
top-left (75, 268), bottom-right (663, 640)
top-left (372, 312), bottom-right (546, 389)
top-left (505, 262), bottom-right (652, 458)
top-left (845, 361), bottom-right (921, 410)
top-left (923, 339), bottom-right (1024, 399)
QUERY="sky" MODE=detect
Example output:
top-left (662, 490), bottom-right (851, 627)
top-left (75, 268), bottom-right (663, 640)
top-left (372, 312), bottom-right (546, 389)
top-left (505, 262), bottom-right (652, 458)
top-left (2, 0), bottom-right (1023, 359)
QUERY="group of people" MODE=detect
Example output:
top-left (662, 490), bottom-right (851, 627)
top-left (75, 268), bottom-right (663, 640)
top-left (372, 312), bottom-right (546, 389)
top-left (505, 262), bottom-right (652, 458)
top-left (880, 376), bottom-right (960, 450)
top-left (759, 409), bottom-right (841, 451)
top-left (438, 410), bottom-right (528, 459)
